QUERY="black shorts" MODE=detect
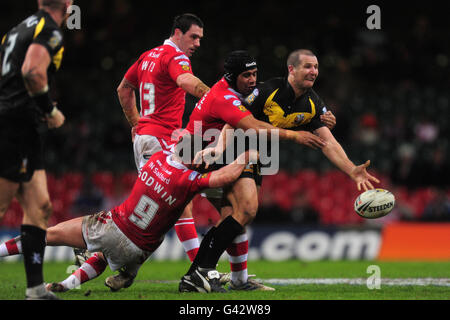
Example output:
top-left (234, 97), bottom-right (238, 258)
top-left (0, 115), bottom-right (44, 183)
top-left (239, 162), bottom-right (262, 186)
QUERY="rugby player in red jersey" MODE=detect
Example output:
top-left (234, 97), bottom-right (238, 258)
top-left (0, 135), bottom-right (257, 294)
top-left (68, 14), bottom-right (211, 286)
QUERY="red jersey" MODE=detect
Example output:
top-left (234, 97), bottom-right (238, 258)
top-left (124, 39), bottom-right (194, 140)
top-left (111, 151), bottom-right (211, 252)
top-left (185, 78), bottom-right (252, 138)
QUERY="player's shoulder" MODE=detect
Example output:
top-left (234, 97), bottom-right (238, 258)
top-left (32, 9), bottom-right (64, 49)
top-left (258, 77), bottom-right (285, 91)
top-left (305, 88), bottom-right (324, 104)
top-left (161, 42), bottom-right (190, 61)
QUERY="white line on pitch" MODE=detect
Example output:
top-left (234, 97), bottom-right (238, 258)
top-left (258, 278), bottom-right (450, 287)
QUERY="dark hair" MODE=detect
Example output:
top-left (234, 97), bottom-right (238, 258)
top-left (286, 49), bottom-right (315, 68)
top-left (170, 13), bottom-right (204, 36)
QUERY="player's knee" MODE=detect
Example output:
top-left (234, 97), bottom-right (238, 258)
top-left (40, 199), bottom-right (53, 221)
top-left (241, 200), bottom-right (258, 224)
top-left (180, 201), bottom-right (193, 218)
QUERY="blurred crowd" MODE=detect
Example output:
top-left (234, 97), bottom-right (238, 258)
top-left (1, 1), bottom-right (449, 227)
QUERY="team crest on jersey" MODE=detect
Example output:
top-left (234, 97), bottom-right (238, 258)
top-left (244, 88), bottom-right (259, 105)
top-left (48, 30), bottom-right (62, 49)
top-left (181, 65), bottom-right (191, 71)
top-left (294, 114), bottom-right (305, 124)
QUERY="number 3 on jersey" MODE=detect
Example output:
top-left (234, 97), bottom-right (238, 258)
top-left (129, 195), bottom-right (159, 230)
top-left (140, 82), bottom-right (155, 116)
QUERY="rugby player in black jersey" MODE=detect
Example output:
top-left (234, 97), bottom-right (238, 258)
top-left (183, 51), bottom-right (378, 294)
top-left (241, 49), bottom-right (380, 190)
top-left (0, 0), bottom-right (72, 300)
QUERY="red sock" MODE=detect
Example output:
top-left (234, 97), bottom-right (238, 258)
top-left (174, 218), bottom-right (199, 262)
top-left (61, 253), bottom-right (107, 290)
top-left (226, 233), bottom-right (249, 284)
top-left (0, 236), bottom-right (22, 257)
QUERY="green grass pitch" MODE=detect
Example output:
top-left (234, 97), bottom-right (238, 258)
top-left (0, 260), bottom-right (449, 300)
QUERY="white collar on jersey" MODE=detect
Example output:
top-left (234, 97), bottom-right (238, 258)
top-left (165, 152), bottom-right (189, 172)
top-left (222, 79), bottom-right (244, 99)
top-left (164, 39), bottom-right (182, 52)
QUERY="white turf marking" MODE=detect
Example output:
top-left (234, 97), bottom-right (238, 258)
top-left (257, 278), bottom-right (450, 287)
top-left (138, 278), bottom-right (450, 287)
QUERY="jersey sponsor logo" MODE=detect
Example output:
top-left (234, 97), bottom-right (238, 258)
top-left (178, 60), bottom-right (189, 66)
top-left (188, 171), bottom-right (200, 181)
top-left (148, 51), bottom-right (161, 59)
top-left (232, 100), bottom-right (241, 106)
top-left (224, 94), bottom-right (236, 100)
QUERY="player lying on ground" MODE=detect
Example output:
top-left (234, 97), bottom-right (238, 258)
top-left (0, 135), bottom-right (258, 294)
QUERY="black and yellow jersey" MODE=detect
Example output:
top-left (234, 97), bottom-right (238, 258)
top-left (244, 77), bottom-right (328, 133)
top-left (0, 9), bottom-right (64, 117)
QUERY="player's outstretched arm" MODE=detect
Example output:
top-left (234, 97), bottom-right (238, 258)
top-left (176, 73), bottom-right (210, 99)
top-left (237, 114), bottom-right (326, 149)
top-left (208, 150), bottom-right (258, 188)
top-left (314, 126), bottom-right (380, 191)
top-left (193, 123), bottom-right (235, 169)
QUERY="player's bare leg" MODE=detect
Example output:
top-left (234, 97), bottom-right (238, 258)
top-left (222, 179), bottom-right (274, 291)
top-left (0, 216), bottom-right (85, 258)
top-left (15, 170), bottom-right (59, 299)
top-left (0, 177), bottom-right (19, 221)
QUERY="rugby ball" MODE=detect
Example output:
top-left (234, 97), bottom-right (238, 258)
top-left (354, 188), bottom-right (395, 219)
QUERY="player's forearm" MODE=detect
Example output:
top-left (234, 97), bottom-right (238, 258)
top-left (210, 151), bottom-right (253, 188)
top-left (322, 139), bottom-right (356, 176)
top-left (177, 73), bottom-right (210, 99)
top-left (117, 83), bottom-right (140, 127)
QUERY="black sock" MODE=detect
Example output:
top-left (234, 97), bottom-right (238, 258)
top-left (199, 216), bottom-right (244, 269)
top-left (187, 226), bottom-right (216, 275)
top-left (20, 225), bottom-right (46, 288)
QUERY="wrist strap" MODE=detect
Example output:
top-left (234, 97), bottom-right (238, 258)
top-left (31, 86), bottom-right (54, 114)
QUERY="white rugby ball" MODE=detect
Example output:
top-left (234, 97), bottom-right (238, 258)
top-left (354, 188), bottom-right (395, 219)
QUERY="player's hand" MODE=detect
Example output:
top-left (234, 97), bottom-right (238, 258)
top-left (320, 111), bottom-right (336, 130)
top-left (349, 160), bottom-right (380, 191)
top-left (46, 108), bottom-right (65, 129)
top-left (293, 131), bottom-right (326, 149)
top-left (193, 147), bottom-right (221, 169)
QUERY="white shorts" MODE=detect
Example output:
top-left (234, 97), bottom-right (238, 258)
top-left (133, 134), bottom-right (176, 172)
top-left (82, 211), bottom-right (151, 273)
